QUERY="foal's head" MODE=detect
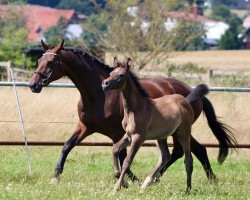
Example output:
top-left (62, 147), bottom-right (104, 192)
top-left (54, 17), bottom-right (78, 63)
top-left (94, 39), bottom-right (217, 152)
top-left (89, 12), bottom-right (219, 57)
top-left (102, 57), bottom-right (131, 91)
top-left (29, 39), bottom-right (65, 93)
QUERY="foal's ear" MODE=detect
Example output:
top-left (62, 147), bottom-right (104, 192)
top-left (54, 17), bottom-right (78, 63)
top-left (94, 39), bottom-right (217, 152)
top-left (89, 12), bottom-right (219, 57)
top-left (41, 39), bottom-right (49, 51)
top-left (113, 57), bottom-right (119, 68)
top-left (126, 58), bottom-right (132, 71)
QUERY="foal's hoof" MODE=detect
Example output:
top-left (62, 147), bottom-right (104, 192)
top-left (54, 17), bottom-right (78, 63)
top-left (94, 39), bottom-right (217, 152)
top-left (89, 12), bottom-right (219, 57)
top-left (49, 177), bottom-right (60, 184)
top-left (139, 187), bottom-right (147, 193)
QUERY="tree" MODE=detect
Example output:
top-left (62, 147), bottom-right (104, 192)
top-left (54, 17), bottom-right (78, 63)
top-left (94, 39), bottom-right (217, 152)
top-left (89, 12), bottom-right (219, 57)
top-left (219, 16), bottom-right (242, 50)
top-left (0, 9), bottom-right (33, 68)
top-left (211, 4), bottom-right (231, 21)
top-left (81, 0), bottom-right (205, 69)
top-left (56, 0), bottom-right (105, 16)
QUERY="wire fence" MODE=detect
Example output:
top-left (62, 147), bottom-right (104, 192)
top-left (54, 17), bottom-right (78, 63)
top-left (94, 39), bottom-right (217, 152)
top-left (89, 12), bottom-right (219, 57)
top-left (1, 82), bottom-right (250, 148)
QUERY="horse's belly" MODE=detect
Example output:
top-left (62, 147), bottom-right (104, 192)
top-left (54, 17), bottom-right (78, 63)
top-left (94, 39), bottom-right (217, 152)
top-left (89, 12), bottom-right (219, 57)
top-left (146, 118), bottom-right (180, 140)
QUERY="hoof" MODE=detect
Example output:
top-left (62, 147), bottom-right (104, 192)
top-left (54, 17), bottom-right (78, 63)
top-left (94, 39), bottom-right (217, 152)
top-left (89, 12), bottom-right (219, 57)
top-left (122, 180), bottom-right (129, 189)
top-left (49, 177), bottom-right (60, 184)
top-left (140, 187), bottom-right (147, 193)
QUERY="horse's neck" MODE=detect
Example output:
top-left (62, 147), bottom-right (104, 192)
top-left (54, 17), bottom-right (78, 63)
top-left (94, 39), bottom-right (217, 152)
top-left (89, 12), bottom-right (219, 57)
top-left (121, 76), bottom-right (149, 115)
top-left (62, 52), bottom-right (107, 106)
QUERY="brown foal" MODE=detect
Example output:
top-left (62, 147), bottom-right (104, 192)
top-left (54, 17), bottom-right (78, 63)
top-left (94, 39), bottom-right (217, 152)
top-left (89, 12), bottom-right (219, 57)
top-left (102, 58), bottom-right (209, 193)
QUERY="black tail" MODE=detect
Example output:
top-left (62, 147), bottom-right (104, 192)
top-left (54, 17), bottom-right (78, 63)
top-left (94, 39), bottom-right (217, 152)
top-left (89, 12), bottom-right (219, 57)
top-left (186, 84), bottom-right (209, 104)
top-left (202, 97), bottom-right (238, 164)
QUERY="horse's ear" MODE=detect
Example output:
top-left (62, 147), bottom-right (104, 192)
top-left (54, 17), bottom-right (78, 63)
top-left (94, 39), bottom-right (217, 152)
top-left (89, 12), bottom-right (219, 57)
top-left (41, 39), bottom-right (49, 51)
top-left (55, 39), bottom-right (64, 51)
top-left (113, 57), bottom-right (119, 68)
top-left (126, 58), bottom-right (132, 71)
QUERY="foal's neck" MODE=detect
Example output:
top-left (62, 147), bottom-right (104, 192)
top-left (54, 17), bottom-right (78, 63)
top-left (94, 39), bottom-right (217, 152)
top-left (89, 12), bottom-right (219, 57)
top-left (121, 74), bottom-right (149, 114)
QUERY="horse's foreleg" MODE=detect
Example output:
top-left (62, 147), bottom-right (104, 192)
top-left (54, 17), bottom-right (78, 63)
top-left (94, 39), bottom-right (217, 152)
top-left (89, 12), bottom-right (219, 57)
top-left (140, 139), bottom-right (170, 193)
top-left (50, 123), bottom-right (91, 184)
top-left (190, 136), bottom-right (216, 180)
top-left (113, 133), bottom-right (143, 192)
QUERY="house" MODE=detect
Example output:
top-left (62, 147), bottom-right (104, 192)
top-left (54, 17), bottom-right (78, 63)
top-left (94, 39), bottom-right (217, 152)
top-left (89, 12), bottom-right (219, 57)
top-left (0, 4), bottom-right (86, 43)
top-left (127, 4), bottom-right (229, 49)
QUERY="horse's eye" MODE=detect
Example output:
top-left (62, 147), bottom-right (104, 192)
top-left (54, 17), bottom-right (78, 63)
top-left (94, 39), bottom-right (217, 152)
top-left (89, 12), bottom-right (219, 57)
top-left (47, 61), bottom-right (53, 66)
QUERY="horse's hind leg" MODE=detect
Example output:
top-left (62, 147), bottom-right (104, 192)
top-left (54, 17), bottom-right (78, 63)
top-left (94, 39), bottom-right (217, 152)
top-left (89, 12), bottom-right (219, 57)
top-left (118, 148), bottom-right (139, 182)
top-left (190, 136), bottom-right (216, 180)
top-left (50, 122), bottom-right (91, 184)
top-left (156, 134), bottom-right (183, 181)
top-left (140, 139), bottom-right (170, 193)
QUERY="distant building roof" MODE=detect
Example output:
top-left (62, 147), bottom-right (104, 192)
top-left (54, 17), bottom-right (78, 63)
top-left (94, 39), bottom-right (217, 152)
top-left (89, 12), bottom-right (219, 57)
top-left (0, 4), bottom-right (80, 43)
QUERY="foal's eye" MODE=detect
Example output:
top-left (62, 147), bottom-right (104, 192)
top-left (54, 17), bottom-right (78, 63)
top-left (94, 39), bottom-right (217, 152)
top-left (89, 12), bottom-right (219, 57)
top-left (118, 74), bottom-right (124, 79)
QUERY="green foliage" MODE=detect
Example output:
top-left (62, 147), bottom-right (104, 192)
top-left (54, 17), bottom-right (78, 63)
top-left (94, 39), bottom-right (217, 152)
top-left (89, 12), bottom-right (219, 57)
top-left (56, 0), bottom-right (98, 16)
top-left (81, 0), bottom-right (205, 68)
top-left (219, 16), bottom-right (243, 50)
top-left (0, 0), bottom-right (27, 4)
top-left (0, 10), bottom-right (33, 68)
top-left (211, 4), bottom-right (231, 21)
top-left (213, 0), bottom-right (237, 6)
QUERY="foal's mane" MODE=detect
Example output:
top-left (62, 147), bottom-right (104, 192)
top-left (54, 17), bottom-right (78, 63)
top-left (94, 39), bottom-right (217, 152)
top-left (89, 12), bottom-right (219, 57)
top-left (128, 71), bottom-right (149, 98)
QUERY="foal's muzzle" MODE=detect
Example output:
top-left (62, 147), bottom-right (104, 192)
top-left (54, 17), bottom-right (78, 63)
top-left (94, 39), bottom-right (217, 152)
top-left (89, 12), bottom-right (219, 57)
top-left (102, 80), bottom-right (109, 91)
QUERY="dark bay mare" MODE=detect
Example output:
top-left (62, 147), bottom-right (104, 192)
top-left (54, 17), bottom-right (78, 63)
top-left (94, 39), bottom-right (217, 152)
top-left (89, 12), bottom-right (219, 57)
top-left (29, 40), bottom-right (237, 184)
top-left (102, 58), bottom-right (209, 193)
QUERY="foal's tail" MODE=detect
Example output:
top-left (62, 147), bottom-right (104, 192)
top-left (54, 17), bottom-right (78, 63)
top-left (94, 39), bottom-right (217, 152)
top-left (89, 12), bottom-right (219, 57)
top-left (186, 84), bottom-right (209, 104)
top-left (202, 97), bottom-right (238, 164)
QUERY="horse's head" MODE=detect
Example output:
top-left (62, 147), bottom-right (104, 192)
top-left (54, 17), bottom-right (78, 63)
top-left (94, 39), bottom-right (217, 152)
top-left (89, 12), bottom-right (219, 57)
top-left (29, 39), bottom-right (65, 93)
top-left (102, 57), bottom-right (131, 91)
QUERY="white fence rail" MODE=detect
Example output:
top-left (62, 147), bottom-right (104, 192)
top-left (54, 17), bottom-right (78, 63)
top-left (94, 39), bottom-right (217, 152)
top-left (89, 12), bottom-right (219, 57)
top-left (1, 81), bottom-right (250, 92)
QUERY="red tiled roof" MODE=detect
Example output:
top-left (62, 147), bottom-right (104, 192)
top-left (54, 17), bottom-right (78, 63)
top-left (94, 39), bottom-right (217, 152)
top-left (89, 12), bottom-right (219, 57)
top-left (0, 4), bottom-right (75, 42)
top-left (165, 11), bottom-right (215, 23)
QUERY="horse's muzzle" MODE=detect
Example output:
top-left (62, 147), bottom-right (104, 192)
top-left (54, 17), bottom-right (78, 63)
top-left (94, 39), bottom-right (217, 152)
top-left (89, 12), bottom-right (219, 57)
top-left (29, 81), bottom-right (42, 93)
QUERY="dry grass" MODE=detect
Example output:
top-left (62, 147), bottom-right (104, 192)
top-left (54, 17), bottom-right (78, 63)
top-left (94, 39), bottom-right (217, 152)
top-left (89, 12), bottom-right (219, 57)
top-left (0, 86), bottom-right (249, 157)
top-left (105, 50), bottom-right (250, 71)
top-left (167, 50), bottom-right (250, 71)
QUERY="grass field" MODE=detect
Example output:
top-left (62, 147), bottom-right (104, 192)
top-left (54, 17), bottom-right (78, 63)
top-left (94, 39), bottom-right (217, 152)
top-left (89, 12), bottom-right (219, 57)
top-left (0, 146), bottom-right (249, 200)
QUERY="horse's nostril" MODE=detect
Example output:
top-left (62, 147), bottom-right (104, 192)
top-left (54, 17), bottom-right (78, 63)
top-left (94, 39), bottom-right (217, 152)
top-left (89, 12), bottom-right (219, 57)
top-left (105, 81), bottom-right (109, 86)
top-left (42, 79), bottom-right (48, 86)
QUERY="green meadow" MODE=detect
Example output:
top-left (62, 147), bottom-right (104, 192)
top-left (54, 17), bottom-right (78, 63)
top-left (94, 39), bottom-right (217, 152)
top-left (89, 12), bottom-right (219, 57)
top-left (0, 146), bottom-right (249, 200)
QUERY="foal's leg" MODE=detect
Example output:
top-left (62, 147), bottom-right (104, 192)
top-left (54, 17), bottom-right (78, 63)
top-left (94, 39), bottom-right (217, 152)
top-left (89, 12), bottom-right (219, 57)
top-left (113, 134), bottom-right (131, 179)
top-left (140, 139), bottom-right (170, 193)
top-left (114, 133), bottom-right (144, 192)
top-left (177, 128), bottom-right (193, 193)
top-left (50, 122), bottom-right (92, 183)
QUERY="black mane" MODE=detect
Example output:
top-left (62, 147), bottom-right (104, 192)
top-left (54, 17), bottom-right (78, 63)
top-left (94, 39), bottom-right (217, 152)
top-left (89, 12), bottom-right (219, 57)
top-left (62, 47), bottom-right (114, 74)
